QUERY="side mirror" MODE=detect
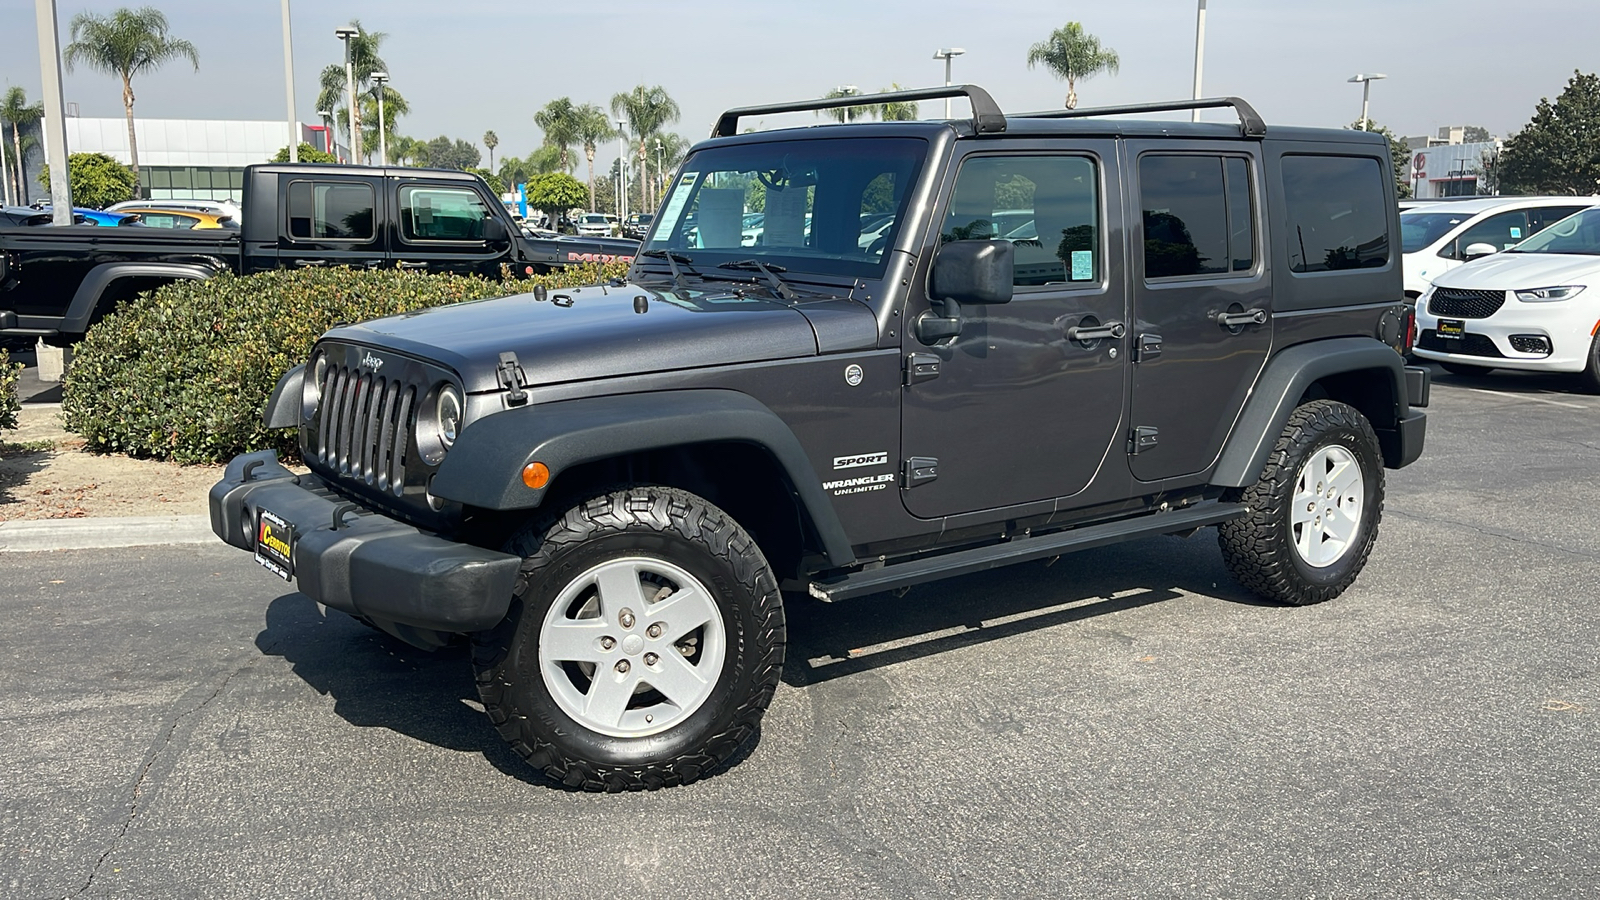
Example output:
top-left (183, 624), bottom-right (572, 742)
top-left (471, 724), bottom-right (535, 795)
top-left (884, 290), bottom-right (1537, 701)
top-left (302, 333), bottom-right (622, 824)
top-left (931, 239), bottom-right (1014, 305)
top-left (483, 216), bottom-right (510, 243)
top-left (1461, 242), bottom-right (1499, 261)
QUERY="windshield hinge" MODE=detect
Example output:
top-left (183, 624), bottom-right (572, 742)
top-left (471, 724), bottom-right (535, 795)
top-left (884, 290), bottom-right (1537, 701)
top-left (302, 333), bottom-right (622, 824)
top-left (497, 352), bottom-right (529, 407)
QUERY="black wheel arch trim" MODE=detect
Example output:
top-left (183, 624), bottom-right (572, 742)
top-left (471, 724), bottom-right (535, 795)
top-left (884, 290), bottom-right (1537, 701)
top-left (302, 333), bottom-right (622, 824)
top-left (262, 364), bottom-right (306, 429)
top-left (1212, 337), bottom-right (1419, 487)
top-left (430, 389), bottom-right (857, 567)
top-left (65, 261), bottom-right (221, 333)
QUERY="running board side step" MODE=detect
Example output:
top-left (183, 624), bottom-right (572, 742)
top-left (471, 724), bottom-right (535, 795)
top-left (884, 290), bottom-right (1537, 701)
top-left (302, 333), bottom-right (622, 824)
top-left (807, 502), bottom-right (1247, 603)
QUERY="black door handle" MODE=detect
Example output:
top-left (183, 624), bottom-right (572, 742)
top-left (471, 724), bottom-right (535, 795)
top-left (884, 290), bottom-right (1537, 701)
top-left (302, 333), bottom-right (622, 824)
top-left (1215, 308), bottom-right (1267, 328)
top-left (1065, 321), bottom-right (1126, 342)
top-left (292, 258), bottom-right (328, 267)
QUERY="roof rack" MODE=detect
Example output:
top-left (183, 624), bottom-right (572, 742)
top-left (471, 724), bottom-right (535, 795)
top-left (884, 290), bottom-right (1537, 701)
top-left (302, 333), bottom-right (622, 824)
top-left (712, 84), bottom-right (1006, 138)
top-left (1015, 97), bottom-right (1267, 138)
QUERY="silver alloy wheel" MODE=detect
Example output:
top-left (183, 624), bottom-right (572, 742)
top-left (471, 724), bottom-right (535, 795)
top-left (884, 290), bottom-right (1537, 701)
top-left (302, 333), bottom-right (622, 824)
top-left (1290, 444), bottom-right (1365, 568)
top-left (538, 556), bottom-right (727, 738)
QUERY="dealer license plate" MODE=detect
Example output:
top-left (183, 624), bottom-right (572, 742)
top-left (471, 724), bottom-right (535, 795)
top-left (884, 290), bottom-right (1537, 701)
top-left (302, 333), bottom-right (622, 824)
top-left (1437, 318), bottom-right (1466, 337)
top-left (254, 509), bottom-right (295, 581)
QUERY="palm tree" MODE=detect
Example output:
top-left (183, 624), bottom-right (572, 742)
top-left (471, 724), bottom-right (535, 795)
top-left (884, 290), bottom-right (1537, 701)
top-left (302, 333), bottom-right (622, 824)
top-left (2, 88), bottom-right (44, 204)
top-left (389, 135), bottom-right (422, 166)
top-left (611, 85), bottom-right (681, 216)
top-left (312, 22), bottom-right (388, 160)
top-left (483, 130), bottom-right (498, 171)
top-left (534, 98), bottom-right (581, 172)
top-left (875, 84), bottom-right (918, 121)
top-left (1025, 22), bottom-right (1120, 110)
top-left (817, 87), bottom-right (865, 124)
top-left (573, 104), bottom-right (614, 211)
top-left (63, 7), bottom-right (199, 193)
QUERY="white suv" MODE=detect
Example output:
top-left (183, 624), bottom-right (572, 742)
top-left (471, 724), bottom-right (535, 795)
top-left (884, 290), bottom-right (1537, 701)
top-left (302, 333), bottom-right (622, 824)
top-left (1413, 206), bottom-right (1600, 391)
top-left (1400, 197), bottom-right (1596, 300)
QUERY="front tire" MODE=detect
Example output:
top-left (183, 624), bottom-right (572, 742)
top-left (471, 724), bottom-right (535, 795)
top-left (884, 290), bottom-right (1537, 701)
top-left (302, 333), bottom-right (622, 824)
top-left (473, 486), bottom-right (785, 791)
top-left (1578, 333), bottom-right (1600, 394)
top-left (1218, 400), bottom-right (1385, 606)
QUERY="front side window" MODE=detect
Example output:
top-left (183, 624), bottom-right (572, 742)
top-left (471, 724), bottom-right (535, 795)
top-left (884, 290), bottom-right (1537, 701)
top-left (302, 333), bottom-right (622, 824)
top-left (943, 155), bottom-right (1101, 287)
top-left (288, 181), bottom-right (375, 240)
top-left (1139, 154), bottom-right (1255, 280)
top-left (1526, 205), bottom-right (1589, 235)
top-left (648, 137), bottom-right (926, 279)
top-left (401, 186), bottom-right (488, 241)
top-left (1508, 207), bottom-right (1600, 255)
top-left (1282, 155), bottom-right (1390, 273)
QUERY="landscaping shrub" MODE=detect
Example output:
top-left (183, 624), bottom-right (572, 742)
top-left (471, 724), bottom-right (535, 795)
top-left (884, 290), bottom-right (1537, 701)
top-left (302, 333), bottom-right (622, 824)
top-left (0, 349), bottom-right (20, 434)
top-left (63, 262), bottom-right (629, 463)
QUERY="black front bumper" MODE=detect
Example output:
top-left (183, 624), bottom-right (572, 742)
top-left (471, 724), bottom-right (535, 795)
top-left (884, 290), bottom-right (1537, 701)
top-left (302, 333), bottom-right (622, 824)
top-left (209, 450), bottom-right (521, 633)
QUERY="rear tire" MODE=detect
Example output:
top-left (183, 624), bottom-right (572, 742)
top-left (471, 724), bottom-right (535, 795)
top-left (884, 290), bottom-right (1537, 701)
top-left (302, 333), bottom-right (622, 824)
top-left (1439, 361), bottom-right (1493, 377)
top-left (472, 485), bottom-right (784, 792)
top-left (1218, 400), bottom-right (1385, 606)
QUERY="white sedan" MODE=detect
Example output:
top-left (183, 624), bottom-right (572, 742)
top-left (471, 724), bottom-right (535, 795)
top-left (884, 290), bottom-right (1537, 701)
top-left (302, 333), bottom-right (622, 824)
top-left (1413, 206), bottom-right (1600, 391)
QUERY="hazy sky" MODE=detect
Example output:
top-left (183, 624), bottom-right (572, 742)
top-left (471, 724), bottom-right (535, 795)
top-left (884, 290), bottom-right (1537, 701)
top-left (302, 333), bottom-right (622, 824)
top-left (2, 0), bottom-right (1595, 174)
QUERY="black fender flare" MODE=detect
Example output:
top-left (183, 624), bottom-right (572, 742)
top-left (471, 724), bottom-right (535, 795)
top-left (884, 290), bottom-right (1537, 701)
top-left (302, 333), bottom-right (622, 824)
top-left (1211, 337), bottom-right (1410, 487)
top-left (64, 261), bottom-right (219, 333)
top-left (430, 389), bottom-right (857, 567)
top-left (262, 365), bottom-right (306, 429)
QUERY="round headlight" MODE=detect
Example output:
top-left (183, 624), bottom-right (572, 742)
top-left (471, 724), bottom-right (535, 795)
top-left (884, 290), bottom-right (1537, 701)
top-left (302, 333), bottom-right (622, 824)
top-left (303, 351), bottom-right (327, 420)
top-left (438, 385), bottom-right (463, 449)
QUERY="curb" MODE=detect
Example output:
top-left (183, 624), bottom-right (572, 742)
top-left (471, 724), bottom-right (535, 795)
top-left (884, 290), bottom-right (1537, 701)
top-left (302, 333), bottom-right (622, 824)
top-left (0, 515), bottom-right (215, 553)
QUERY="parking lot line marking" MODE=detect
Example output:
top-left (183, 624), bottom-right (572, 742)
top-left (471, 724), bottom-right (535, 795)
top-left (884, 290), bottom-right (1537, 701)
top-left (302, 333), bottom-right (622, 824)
top-left (1460, 387), bottom-right (1590, 409)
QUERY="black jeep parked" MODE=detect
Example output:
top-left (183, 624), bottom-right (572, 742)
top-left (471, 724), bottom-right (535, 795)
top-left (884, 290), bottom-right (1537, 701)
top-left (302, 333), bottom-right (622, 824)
top-left (210, 86), bottom-right (1428, 791)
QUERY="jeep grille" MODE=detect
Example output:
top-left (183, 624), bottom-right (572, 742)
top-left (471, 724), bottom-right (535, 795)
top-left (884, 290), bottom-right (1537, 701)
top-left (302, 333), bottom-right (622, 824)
top-left (315, 363), bottom-right (416, 495)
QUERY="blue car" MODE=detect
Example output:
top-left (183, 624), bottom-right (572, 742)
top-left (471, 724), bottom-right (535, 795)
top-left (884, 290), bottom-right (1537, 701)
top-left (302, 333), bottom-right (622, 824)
top-left (24, 205), bottom-right (143, 226)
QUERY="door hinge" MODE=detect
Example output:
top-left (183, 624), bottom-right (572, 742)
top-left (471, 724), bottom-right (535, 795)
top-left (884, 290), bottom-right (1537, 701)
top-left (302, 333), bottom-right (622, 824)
top-left (1128, 426), bottom-right (1159, 455)
top-left (496, 351), bottom-right (530, 406)
top-left (904, 352), bottom-right (941, 385)
top-left (1135, 333), bottom-right (1163, 363)
top-left (902, 456), bottom-right (939, 488)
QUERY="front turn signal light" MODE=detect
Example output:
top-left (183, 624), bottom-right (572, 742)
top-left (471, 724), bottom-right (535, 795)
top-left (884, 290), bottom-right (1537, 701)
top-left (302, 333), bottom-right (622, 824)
top-left (522, 462), bottom-right (550, 490)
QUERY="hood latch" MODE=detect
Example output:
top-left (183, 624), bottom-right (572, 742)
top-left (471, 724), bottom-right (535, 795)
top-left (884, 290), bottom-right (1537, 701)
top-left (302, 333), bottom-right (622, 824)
top-left (497, 352), bottom-right (530, 407)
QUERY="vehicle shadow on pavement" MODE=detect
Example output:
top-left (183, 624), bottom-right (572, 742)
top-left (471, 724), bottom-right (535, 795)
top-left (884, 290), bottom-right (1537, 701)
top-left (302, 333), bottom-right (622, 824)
top-left (782, 533), bottom-right (1271, 687)
top-left (254, 593), bottom-right (571, 789)
top-left (1431, 366), bottom-right (1590, 396)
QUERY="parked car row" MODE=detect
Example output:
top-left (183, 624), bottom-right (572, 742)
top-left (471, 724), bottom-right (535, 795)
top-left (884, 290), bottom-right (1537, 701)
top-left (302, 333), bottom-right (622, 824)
top-left (2, 200), bottom-right (240, 229)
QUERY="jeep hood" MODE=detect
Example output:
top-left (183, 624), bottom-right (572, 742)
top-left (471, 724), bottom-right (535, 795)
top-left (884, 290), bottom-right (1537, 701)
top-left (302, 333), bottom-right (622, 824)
top-left (323, 281), bottom-right (876, 393)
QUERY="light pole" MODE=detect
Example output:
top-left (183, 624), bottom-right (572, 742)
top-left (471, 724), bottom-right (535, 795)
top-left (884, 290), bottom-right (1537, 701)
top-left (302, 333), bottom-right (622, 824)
top-left (316, 109), bottom-right (332, 155)
top-left (370, 71), bottom-right (388, 166)
top-left (334, 25), bottom-right (360, 161)
top-left (655, 137), bottom-right (665, 205)
top-left (932, 48), bottom-right (965, 118)
top-left (34, 0), bottom-right (74, 219)
top-left (1191, 1), bottom-right (1207, 121)
top-left (616, 118), bottom-right (628, 223)
top-left (1348, 73), bottom-right (1387, 131)
top-left (281, 0), bottom-right (298, 162)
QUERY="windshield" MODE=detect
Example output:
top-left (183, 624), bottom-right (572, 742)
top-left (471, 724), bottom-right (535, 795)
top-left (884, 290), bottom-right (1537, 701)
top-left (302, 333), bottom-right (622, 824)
top-left (645, 137), bottom-right (928, 279)
top-left (1400, 211), bottom-right (1471, 253)
top-left (1509, 207), bottom-right (1600, 255)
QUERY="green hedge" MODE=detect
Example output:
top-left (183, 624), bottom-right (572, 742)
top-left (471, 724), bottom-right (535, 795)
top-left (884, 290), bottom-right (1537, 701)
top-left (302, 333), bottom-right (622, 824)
top-left (0, 349), bottom-right (20, 433)
top-left (62, 263), bottom-right (628, 463)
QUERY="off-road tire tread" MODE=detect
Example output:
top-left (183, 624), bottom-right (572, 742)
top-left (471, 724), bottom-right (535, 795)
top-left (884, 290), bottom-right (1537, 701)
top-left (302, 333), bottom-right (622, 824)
top-left (1217, 400), bottom-right (1384, 606)
top-left (472, 485), bottom-right (785, 793)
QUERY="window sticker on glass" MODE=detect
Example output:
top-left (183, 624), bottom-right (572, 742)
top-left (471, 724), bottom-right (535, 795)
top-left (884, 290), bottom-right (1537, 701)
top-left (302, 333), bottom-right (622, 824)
top-left (1510, 227), bottom-right (1523, 239)
top-left (658, 172), bottom-right (699, 235)
top-left (1070, 250), bottom-right (1094, 281)
top-left (696, 188), bottom-right (745, 247)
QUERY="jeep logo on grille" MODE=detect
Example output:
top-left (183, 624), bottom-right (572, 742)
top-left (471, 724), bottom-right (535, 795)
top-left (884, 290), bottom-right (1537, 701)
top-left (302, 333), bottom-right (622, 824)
top-left (360, 352), bottom-right (384, 372)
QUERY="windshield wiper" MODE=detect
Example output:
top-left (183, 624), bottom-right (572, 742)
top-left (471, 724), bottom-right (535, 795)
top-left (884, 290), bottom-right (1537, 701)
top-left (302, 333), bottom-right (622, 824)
top-left (719, 259), bottom-right (798, 301)
top-left (639, 249), bottom-right (699, 293)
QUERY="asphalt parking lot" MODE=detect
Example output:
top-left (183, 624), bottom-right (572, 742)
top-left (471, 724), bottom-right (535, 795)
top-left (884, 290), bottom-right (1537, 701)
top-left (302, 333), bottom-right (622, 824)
top-left (3, 365), bottom-right (1598, 899)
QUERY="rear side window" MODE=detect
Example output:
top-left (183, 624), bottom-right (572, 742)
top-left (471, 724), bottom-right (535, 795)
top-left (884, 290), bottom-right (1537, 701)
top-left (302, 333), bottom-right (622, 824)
top-left (1138, 155), bottom-right (1255, 279)
top-left (401, 186), bottom-right (488, 241)
top-left (1281, 156), bottom-right (1389, 273)
top-left (943, 155), bottom-right (1101, 287)
top-left (287, 181), bottom-right (375, 240)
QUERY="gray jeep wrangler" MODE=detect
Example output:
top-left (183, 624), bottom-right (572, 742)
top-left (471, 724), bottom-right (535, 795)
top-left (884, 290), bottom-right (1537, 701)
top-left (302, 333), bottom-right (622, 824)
top-left (211, 87), bottom-right (1428, 791)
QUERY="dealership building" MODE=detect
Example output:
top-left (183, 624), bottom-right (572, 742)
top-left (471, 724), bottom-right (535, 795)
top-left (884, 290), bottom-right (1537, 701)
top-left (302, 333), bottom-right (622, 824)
top-left (47, 117), bottom-right (346, 204)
